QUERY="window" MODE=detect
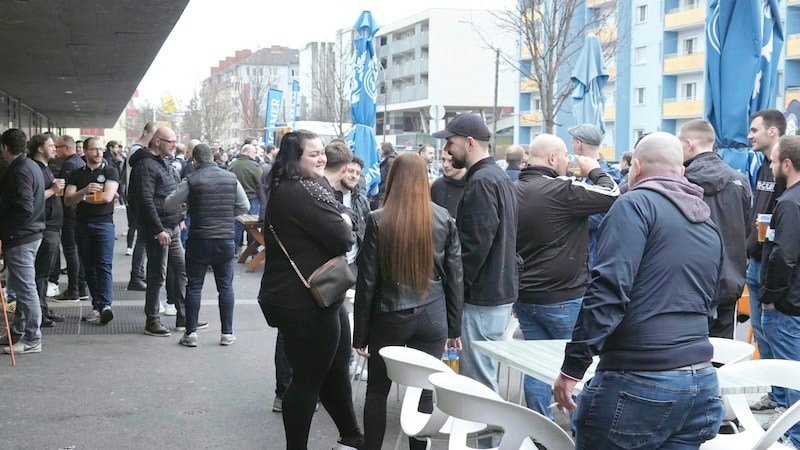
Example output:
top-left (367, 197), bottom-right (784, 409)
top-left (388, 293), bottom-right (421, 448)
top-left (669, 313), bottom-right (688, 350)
top-left (379, 36), bottom-right (387, 46)
top-left (684, 37), bottom-right (697, 55)
top-left (634, 129), bottom-right (645, 143)
top-left (636, 5), bottom-right (647, 23)
top-left (634, 46), bottom-right (647, 65)
top-left (533, 98), bottom-right (542, 111)
top-left (682, 83), bottom-right (696, 100)
top-left (635, 87), bottom-right (646, 105)
top-left (685, 0), bottom-right (698, 8)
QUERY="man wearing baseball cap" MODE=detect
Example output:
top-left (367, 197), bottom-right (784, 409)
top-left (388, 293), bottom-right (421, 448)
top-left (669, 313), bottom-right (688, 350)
top-left (569, 123), bottom-right (620, 269)
top-left (432, 113), bottom-right (518, 396)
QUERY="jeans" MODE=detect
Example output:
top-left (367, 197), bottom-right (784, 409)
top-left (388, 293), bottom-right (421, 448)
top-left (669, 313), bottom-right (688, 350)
top-left (513, 299), bottom-right (582, 418)
top-left (234, 198), bottom-right (260, 249)
top-left (459, 303), bottom-right (513, 393)
top-left (184, 238), bottom-right (234, 334)
top-left (75, 221), bottom-right (115, 311)
top-left (747, 258), bottom-right (785, 405)
top-left (61, 217), bottom-right (87, 294)
top-left (144, 226), bottom-right (186, 321)
top-left (180, 214), bottom-right (190, 249)
top-left (574, 367), bottom-right (724, 449)
top-left (761, 308), bottom-right (800, 446)
top-left (35, 230), bottom-right (60, 317)
top-left (363, 301), bottom-right (447, 450)
top-left (260, 302), bottom-right (361, 449)
top-left (6, 239), bottom-right (43, 345)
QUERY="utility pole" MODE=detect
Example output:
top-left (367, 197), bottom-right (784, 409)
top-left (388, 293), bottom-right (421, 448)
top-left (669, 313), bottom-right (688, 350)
top-left (491, 48), bottom-right (499, 156)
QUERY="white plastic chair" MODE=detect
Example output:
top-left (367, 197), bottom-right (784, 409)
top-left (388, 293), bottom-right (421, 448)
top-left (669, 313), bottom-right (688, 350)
top-left (379, 346), bottom-right (491, 450)
top-left (498, 313), bottom-right (524, 404)
top-left (428, 371), bottom-right (575, 450)
top-left (709, 337), bottom-right (756, 433)
top-left (701, 359), bottom-right (800, 450)
top-left (347, 311), bottom-right (369, 399)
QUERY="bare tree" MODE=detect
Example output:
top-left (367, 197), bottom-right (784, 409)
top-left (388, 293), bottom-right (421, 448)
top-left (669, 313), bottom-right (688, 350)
top-left (181, 91), bottom-right (204, 140)
top-left (480, 0), bottom-right (624, 133)
top-left (309, 42), bottom-right (351, 138)
top-left (239, 65), bottom-right (279, 140)
top-left (198, 81), bottom-right (234, 143)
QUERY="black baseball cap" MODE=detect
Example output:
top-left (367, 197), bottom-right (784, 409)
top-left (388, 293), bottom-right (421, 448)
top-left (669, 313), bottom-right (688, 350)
top-left (432, 113), bottom-right (491, 141)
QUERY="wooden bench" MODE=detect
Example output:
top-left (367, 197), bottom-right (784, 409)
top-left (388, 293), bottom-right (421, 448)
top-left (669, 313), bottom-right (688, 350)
top-left (235, 214), bottom-right (265, 273)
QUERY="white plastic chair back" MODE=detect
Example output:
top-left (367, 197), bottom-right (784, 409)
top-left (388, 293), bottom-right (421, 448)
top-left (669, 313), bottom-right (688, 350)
top-left (710, 337), bottom-right (756, 365)
top-left (429, 372), bottom-right (574, 450)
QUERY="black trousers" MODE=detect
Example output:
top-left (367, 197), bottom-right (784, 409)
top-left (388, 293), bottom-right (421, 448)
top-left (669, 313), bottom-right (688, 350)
top-left (261, 302), bottom-right (361, 450)
top-left (709, 301), bottom-right (737, 339)
top-left (35, 230), bottom-right (60, 316)
top-left (362, 300), bottom-right (447, 450)
top-left (61, 217), bottom-right (86, 294)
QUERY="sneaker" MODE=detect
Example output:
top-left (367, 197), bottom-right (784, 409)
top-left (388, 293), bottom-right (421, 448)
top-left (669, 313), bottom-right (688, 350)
top-left (41, 318), bottom-right (55, 328)
top-left (163, 303), bottom-right (177, 316)
top-left (762, 406), bottom-right (786, 431)
top-left (750, 394), bottom-right (778, 411)
top-left (179, 332), bottom-right (198, 347)
top-left (337, 434), bottom-right (365, 450)
top-left (174, 320), bottom-right (209, 332)
top-left (220, 334), bottom-right (237, 346)
top-left (145, 320), bottom-right (171, 337)
top-left (46, 282), bottom-right (60, 297)
top-left (99, 306), bottom-right (114, 325)
top-left (46, 312), bottom-right (65, 322)
top-left (51, 290), bottom-right (79, 302)
top-left (272, 397), bottom-right (283, 412)
top-left (127, 280), bottom-right (147, 291)
top-left (3, 341), bottom-right (42, 354)
top-left (78, 290), bottom-right (90, 300)
top-left (125, 247), bottom-right (134, 256)
top-left (82, 310), bottom-right (100, 322)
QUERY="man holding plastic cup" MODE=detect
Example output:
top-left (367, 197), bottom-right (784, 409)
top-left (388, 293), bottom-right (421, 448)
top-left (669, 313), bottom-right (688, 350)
top-left (64, 136), bottom-right (119, 324)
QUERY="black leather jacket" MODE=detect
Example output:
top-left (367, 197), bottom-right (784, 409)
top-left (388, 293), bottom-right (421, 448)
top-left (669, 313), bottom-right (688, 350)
top-left (353, 203), bottom-right (464, 348)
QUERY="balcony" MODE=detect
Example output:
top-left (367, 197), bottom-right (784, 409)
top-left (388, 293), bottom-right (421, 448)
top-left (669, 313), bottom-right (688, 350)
top-left (788, 34), bottom-right (800, 60)
top-left (388, 59), bottom-right (429, 79)
top-left (388, 85), bottom-right (428, 104)
top-left (662, 98), bottom-right (703, 119)
top-left (604, 105), bottom-right (615, 122)
top-left (592, 26), bottom-right (617, 43)
top-left (587, 0), bottom-right (613, 7)
top-left (520, 78), bottom-right (539, 92)
top-left (607, 65), bottom-right (617, 80)
top-left (787, 88), bottom-right (800, 108)
top-left (664, 3), bottom-right (705, 31)
top-left (788, 0), bottom-right (800, 5)
top-left (519, 111), bottom-right (543, 126)
top-left (663, 52), bottom-right (705, 74)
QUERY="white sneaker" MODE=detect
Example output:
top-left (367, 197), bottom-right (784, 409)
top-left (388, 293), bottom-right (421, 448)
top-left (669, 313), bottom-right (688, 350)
top-left (125, 247), bottom-right (133, 256)
top-left (46, 282), bottom-right (60, 297)
top-left (762, 406), bottom-right (786, 431)
top-left (163, 304), bottom-right (177, 316)
top-left (750, 394), bottom-right (779, 411)
top-left (220, 334), bottom-right (237, 346)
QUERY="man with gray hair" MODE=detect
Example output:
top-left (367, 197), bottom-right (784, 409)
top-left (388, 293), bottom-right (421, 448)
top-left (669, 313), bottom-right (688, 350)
top-left (504, 144), bottom-right (525, 181)
top-left (228, 143), bottom-right (262, 253)
top-left (555, 132), bottom-right (724, 448)
top-left (165, 144), bottom-right (250, 347)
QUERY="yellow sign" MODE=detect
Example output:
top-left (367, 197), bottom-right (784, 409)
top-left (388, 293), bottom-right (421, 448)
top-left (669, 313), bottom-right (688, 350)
top-left (161, 95), bottom-right (176, 114)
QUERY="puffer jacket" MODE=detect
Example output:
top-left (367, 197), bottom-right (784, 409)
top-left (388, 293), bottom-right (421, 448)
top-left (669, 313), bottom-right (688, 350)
top-left (128, 148), bottom-right (183, 236)
top-left (353, 203), bottom-right (463, 347)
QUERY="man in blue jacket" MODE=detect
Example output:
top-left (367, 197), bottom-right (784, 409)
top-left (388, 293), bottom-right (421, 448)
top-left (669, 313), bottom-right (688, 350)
top-left (554, 132), bottom-right (724, 448)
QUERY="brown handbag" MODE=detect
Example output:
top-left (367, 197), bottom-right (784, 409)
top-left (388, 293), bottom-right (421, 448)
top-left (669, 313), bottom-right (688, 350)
top-left (269, 224), bottom-right (356, 308)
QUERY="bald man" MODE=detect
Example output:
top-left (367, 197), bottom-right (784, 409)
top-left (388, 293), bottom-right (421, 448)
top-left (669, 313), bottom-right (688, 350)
top-left (228, 143), bottom-right (262, 252)
top-left (555, 132), bottom-right (725, 448)
top-left (514, 133), bottom-right (618, 417)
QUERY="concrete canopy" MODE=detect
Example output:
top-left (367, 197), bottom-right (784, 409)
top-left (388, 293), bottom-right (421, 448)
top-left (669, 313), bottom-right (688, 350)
top-left (0, 0), bottom-right (190, 128)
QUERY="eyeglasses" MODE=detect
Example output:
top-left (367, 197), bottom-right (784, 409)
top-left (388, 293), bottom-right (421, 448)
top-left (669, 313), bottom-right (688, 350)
top-left (55, 144), bottom-right (67, 149)
top-left (157, 137), bottom-right (177, 144)
top-left (85, 147), bottom-right (104, 153)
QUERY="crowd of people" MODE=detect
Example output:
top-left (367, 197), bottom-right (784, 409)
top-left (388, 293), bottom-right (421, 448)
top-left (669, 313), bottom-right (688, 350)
top-left (2, 107), bottom-right (800, 449)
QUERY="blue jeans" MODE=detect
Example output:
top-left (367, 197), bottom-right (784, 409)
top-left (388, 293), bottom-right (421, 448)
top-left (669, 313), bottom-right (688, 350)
top-left (234, 198), bottom-right (260, 249)
top-left (761, 308), bottom-right (800, 446)
top-left (75, 221), bottom-right (115, 311)
top-left (459, 303), bottom-right (513, 393)
top-left (144, 226), bottom-right (186, 321)
top-left (184, 238), bottom-right (235, 334)
top-left (747, 258), bottom-right (786, 406)
top-left (574, 367), bottom-right (724, 449)
top-left (513, 299), bottom-right (582, 418)
top-left (5, 239), bottom-right (42, 345)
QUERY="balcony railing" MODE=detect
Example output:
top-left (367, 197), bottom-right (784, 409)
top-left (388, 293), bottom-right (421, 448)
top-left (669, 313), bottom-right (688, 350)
top-left (664, 3), bottom-right (705, 30)
top-left (604, 105), bottom-right (616, 122)
top-left (662, 98), bottom-right (703, 119)
top-left (519, 111), bottom-right (543, 126)
top-left (787, 88), bottom-right (800, 108)
top-left (388, 85), bottom-right (428, 104)
top-left (663, 52), bottom-right (705, 74)
top-left (520, 78), bottom-right (539, 92)
top-left (787, 34), bottom-right (800, 59)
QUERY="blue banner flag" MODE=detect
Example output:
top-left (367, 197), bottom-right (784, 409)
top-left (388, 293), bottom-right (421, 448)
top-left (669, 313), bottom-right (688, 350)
top-left (291, 80), bottom-right (299, 129)
top-left (265, 89), bottom-right (284, 145)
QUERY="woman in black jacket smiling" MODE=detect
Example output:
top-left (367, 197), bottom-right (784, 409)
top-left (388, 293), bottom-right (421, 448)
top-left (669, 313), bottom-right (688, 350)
top-left (258, 130), bottom-right (362, 450)
top-left (353, 153), bottom-right (464, 450)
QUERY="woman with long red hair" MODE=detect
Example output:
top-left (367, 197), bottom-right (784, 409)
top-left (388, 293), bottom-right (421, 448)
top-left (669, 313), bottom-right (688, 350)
top-left (353, 152), bottom-right (464, 450)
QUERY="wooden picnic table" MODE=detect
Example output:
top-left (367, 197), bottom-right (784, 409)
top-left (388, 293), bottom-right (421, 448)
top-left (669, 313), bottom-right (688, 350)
top-left (235, 214), bottom-right (265, 273)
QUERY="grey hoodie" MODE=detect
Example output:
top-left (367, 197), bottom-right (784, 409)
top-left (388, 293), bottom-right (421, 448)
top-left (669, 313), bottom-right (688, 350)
top-left (633, 174), bottom-right (710, 223)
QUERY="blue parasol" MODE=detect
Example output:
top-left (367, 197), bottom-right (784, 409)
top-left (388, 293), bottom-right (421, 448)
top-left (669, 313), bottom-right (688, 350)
top-left (570, 35), bottom-right (609, 135)
top-left (345, 11), bottom-right (381, 197)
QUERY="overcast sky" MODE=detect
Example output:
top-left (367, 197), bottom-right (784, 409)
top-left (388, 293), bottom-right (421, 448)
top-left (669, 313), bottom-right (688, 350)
top-left (135, 0), bottom-right (514, 106)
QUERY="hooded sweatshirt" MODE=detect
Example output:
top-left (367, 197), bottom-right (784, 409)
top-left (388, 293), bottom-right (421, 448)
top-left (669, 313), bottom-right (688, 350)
top-left (684, 152), bottom-right (751, 306)
top-left (430, 175), bottom-right (466, 218)
top-left (562, 174), bottom-right (723, 380)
